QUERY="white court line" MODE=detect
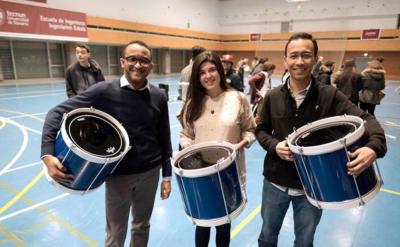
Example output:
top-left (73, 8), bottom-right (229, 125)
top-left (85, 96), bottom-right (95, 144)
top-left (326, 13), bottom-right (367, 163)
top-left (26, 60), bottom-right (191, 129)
top-left (383, 121), bottom-right (400, 127)
top-left (0, 193), bottom-right (69, 222)
top-left (0, 117), bottom-right (29, 177)
top-left (0, 89), bottom-right (65, 97)
top-left (385, 134), bottom-right (397, 140)
top-left (0, 92), bottom-right (65, 101)
top-left (2, 161), bottom-right (42, 174)
top-left (8, 112), bottom-right (48, 120)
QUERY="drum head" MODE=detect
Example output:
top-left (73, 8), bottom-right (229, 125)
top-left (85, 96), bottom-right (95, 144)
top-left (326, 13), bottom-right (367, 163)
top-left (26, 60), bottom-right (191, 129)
top-left (177, 146), bottom-right (231, 170)
top-left (294, 122), bottom-right (358, 147)
top-left (66, 112), bottom-right (125, 158)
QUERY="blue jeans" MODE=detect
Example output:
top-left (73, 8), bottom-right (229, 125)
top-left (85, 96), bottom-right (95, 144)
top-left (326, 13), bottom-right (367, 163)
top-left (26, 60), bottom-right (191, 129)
top-left (258, 178), bottom-right (322, 247)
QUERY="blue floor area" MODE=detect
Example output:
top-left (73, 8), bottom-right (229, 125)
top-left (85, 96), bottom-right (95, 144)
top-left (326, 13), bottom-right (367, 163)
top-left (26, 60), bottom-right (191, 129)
top-left (0, 75), bottom-right (399, 246)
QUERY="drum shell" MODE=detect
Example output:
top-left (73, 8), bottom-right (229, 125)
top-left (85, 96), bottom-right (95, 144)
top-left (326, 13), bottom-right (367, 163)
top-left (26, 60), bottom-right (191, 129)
top-left (175, 160), bottom-right (243, 220)
top-left (294, 137), bottom-right (378, 203)
top-left (55, 132), bottom-right (119, 191)
top-left (172, 142), bottom-right (246, 227)
top-left (288, 115), bottom-right (382, 209)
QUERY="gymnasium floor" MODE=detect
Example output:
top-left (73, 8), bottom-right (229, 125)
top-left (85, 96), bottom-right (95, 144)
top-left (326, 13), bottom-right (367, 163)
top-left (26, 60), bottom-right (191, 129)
top-left (0, 75), bottom-right (399, 247)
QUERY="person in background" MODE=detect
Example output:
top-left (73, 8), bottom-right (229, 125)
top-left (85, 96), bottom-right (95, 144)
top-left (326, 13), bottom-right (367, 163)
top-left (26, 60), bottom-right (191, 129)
top-left (251, 56), bottom-right (259, 71)
top-left (374, 56), bottom-right (385, 68)
top-left (237, 57), bottom-right (249, 85)
top-left (281, 69), bottom-right (290, 84)
top-left (180, 51), bottom-right (256, 247)
top-left (256, 32), bottom-right (387, 247)
top-left (251, 57), bottom-right (269, 76)
top-left (252, 63), bottom-right (276, 124)
top-left (359, 60), bottom-right (386, 116)
top-left (41, 40), bottom-right (172, 247)
top-left (248, 62), bottom-right (276, 105)
top-left (179, 45), bottom-right (206, 101)
top-left (65, 43), bottom-right (105, 98)
top-left (221, 54), bottom-right (244, 92)
top-left (333, 60), bottom-right (363, 106)
top-left (331, 63), bottom-right (344, 84)
top-left (317, 60), bottom-right (335, 85)
top-left (311, 55), bottom-right (323, 79)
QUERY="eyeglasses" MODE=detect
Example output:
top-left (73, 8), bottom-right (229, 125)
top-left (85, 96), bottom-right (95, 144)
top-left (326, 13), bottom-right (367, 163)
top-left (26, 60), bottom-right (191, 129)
top-left (287, 52), bottom-right (314, 60)
top-left (124, 56), bottom-right (151, 66)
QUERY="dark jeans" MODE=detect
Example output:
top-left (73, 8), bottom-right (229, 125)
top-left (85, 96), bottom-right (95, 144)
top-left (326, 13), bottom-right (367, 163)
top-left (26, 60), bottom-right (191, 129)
top-left (258, 179), bottom-right (322, 247)
top-left (195, 224), bottom-right (231, 247)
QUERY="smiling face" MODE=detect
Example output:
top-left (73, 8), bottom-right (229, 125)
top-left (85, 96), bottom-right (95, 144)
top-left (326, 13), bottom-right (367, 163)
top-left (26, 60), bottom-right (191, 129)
top-left (120, 43), bottom-right (153, 87)
top-left (284, 38), bottom-right (318, 85)
top-left (199, 61), bottom-right (222, 97)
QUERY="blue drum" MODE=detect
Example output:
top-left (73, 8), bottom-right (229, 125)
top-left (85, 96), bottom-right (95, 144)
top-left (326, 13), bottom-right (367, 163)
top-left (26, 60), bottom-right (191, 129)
top-left (44, 108), bottom-right (130, 194)
top-left (287, 115), bottom-right (383, 209)
top-left (172, 142), bottom-right (246, 227)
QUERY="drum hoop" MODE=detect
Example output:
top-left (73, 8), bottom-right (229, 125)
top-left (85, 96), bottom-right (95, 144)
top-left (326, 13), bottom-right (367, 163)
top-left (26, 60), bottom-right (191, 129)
top-left (171, 141), bottom-right (236, 178)
top-left (287, 115), bottom-right (365, 155)
top-left (61, 108), bottom-right (130, 163)
top-left (42, 163), bottom-right (99, 195)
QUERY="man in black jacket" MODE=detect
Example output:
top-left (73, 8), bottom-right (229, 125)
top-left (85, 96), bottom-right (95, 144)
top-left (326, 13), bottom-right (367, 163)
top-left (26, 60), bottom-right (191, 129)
top-left (256, 32), bottom-right (386, 247)
top-left (41, 40), bottom-right (172, 247)
top-left (65, 44), bottom-right (105, 98)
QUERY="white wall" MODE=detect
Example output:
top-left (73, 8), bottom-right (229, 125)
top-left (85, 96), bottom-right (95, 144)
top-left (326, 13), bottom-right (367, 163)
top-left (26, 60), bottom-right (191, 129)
top-left (46, 0), bottom-right (221, 33)
top-left (218, 0), bottom-right (400, 34)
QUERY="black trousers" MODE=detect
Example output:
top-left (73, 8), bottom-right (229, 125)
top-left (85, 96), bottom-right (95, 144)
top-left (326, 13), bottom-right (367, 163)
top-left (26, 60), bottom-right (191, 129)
top-left (360, 102), bottom-right (377, 116)
top-left (195, 223), bottom-right (231, 247)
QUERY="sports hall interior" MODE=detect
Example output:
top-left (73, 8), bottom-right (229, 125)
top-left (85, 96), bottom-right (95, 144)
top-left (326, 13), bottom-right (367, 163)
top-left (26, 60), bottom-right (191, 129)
top-left (0, 0), bottom-right (399, 246)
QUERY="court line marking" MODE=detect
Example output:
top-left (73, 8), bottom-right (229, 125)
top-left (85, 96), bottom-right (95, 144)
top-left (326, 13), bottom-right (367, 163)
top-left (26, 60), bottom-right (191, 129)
top-left (0, 192), bottom-right (69, 222)
top-left (8, 112), bottom-right (48, 120)
top-left (0, 109), bottom-right (45, 123)
top-left (0, 182), bottom-right (98, 247)
top-left (0, 117), bottom-right (29, 177)
top-left (0, 92), bottom-right (65, 101)
top-left (385, 134), bottom-right (397, 140)
top-left (0, 224), bottom-right (26, 246)
top-left (0, 118), bottom-right (5, 129)
top-left (381, 188), bottom-right (400, 196)
top-left (0, 170), bottom-right (45, 215)
top-left (231, 204), bottom-right (261, 239)
top-left (0, 88), bottom-right (65, 97)
top-left (3, 161), bottom-right (42, 174)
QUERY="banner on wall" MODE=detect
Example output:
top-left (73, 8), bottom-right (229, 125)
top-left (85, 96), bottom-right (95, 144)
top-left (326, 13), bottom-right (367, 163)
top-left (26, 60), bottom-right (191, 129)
top-left (0, 1), bottom-right (87, 42)
top-left (249, 33), bottom-right (262, 42)
top-left (361, 29), bottom-right (381, 40)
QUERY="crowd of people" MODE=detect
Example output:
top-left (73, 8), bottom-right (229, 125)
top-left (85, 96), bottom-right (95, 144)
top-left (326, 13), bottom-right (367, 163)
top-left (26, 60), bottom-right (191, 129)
top-left (41, 33), bottom-right (387, 247)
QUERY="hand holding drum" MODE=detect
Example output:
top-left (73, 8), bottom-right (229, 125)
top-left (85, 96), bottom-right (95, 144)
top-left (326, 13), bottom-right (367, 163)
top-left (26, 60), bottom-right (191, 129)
top-left (347, 146), bottom-right (377, 176)
top-left (42, 155), bottom-right (73, 183)
top-left (275, 140), bottom-right (294, 162)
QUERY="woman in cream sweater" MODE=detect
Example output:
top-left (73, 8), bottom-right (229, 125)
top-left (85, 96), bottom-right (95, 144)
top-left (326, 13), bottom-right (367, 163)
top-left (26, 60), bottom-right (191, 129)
top-left (180, 51), bottom-right (256, 247)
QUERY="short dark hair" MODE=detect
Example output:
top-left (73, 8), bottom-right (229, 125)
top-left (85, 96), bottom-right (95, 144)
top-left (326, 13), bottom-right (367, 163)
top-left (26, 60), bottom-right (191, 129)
top-left (191, 46), bottom-right (206, 59)
top-left (284, 32), bottom-right (318, 57)
top-left (374, 56), bottom-right (384, 63)
top-left (121, 40), bottom-right (152, 59)
top-left (324, 61), bottom-right (335, 67)
top-left (76, 43), bottom-right (90, 53)
top-left (263, 62), bottom-right (276, 72)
